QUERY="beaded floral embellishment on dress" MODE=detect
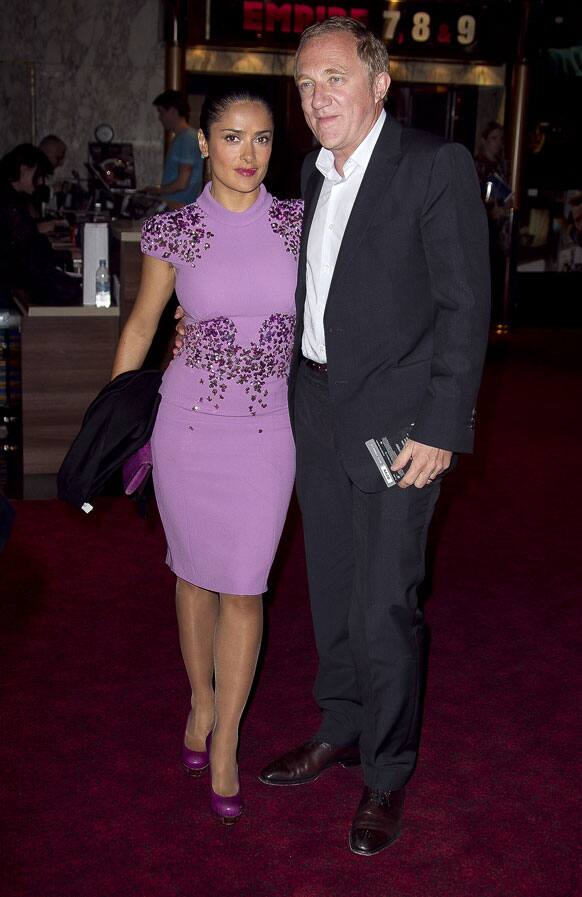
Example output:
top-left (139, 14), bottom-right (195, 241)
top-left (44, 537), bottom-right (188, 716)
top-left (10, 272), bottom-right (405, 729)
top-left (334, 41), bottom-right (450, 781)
top-left (182, 313), bottom-right (295, 414)
top-left (141, 204), bottom-right (214, 267)
top-left (268, 199), bottom-right (303, 257)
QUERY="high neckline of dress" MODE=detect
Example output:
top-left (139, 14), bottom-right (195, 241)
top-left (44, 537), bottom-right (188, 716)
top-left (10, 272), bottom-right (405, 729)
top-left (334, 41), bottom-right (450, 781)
top-left (196, 181), bottom-right (272, 226)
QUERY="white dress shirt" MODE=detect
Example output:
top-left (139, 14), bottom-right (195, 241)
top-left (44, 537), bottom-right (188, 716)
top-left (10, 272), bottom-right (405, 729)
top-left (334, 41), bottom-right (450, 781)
top-left (302, 109), bottom-right (386, 364)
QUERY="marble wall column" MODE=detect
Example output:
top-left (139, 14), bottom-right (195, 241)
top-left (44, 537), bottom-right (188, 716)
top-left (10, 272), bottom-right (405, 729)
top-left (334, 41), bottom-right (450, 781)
top-left (0, 0), bottom-right (165, 188)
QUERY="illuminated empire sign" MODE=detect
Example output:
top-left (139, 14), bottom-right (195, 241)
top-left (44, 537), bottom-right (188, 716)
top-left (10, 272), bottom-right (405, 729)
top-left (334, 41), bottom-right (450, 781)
top-left (242, 2), bottom-right (369, 34)
top-left (189, 1), bottom-right (513, 61)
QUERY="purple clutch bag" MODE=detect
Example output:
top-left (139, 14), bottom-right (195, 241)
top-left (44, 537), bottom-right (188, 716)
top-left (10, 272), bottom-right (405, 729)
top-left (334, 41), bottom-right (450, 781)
top-left (122, 442), bottom-right (153, 495)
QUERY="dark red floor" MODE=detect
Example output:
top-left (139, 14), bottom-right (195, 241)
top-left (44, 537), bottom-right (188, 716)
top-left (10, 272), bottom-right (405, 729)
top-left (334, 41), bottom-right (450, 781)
top-left (1, 330), bottom-right (580, 897)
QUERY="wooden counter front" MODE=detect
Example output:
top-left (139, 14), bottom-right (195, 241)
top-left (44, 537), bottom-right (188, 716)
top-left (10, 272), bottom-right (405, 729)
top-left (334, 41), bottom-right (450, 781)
top-left (18, 302), bottom-right (119, 476)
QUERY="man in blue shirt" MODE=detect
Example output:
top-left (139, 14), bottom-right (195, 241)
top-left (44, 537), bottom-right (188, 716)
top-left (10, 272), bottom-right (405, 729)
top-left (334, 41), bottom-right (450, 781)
top-left (145, 90), bottom-right (203, 206)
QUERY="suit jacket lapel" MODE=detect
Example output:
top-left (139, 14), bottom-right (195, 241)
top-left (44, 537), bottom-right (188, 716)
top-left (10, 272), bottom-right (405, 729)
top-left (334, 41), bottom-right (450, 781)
top-left (326, 116), bottom-right (403, 300)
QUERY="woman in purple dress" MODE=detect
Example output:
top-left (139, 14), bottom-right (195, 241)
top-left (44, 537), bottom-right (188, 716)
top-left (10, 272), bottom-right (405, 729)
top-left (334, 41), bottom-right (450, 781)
top-left (111, 90), bottom-right (301, 824)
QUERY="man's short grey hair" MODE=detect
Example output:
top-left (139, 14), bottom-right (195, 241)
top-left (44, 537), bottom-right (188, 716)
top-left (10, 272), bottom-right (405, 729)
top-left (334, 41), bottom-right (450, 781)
top-left (294, 16), bottom-right (390, 85)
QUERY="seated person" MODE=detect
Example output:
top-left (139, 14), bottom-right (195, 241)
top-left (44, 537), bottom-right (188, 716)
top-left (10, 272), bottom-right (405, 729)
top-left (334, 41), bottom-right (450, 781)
top-left (143, 90), bottom-right (203, 206)
top-left (0, 144), bottom-right (80, 305)
top-left (35, 134), bottom-right (68, 233)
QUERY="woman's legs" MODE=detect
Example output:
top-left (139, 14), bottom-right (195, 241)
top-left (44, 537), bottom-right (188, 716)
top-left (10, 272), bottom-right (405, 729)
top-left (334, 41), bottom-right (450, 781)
top-left (175, 578), bottom-right (218, 751)
top-left (175, 579), bottom-right (263, 796)
top-left (211, 593), bottom-right (263, 797)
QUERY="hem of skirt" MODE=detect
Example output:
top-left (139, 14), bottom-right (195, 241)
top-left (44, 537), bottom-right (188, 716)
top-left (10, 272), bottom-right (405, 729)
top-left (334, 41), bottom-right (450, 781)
top-left (166, 558), bottom-right (267, 596)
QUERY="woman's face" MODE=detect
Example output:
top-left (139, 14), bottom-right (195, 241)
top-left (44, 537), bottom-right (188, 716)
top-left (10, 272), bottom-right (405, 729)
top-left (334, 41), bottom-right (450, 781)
top-left (483, 128), bottom-right (503, 162)
top-left (199, 101), bottom-right (273, 205)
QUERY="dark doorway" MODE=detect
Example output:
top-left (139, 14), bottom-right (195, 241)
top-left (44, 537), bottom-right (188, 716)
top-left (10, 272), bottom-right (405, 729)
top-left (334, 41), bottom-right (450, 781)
top-left (388, 83), bottom-right (479, 150)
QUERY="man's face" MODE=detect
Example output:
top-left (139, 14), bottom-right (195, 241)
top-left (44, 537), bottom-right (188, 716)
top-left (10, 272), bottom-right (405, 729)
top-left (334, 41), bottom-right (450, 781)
top-left (295, 32), bottom-right (389, 169)
top-left (156, 106), bottom-right (177, 131)
top-left (45, 144), bottom-right (66, 169)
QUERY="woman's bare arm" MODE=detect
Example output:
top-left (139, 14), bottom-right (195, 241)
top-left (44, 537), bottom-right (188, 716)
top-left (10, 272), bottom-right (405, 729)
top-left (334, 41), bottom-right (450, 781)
top-left (111, 255), bottom-right (175, 379)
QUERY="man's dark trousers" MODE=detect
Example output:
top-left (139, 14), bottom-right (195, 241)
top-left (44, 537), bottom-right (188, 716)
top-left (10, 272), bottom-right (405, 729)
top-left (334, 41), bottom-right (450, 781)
top-left (295, 360), bottom-right (441, 791)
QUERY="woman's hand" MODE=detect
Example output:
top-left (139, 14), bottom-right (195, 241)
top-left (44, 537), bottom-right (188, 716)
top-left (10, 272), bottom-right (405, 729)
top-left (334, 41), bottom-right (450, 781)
top-left (173, 305), bottom-right (186, 356)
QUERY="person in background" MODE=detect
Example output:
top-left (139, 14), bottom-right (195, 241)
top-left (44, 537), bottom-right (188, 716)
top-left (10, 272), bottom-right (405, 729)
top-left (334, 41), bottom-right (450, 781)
top-left (38, 135), bottom-right (67, 172)
top-left (0, 143), bottom-right (79, 304)
top-left (35, 135), bottom-right (68, 233)
top-left (143, 89), bottom-right (203, 206)
top-left (474, 121), bottom-right (508, 191)
top-left (474, 122), bottom-right (511, 323)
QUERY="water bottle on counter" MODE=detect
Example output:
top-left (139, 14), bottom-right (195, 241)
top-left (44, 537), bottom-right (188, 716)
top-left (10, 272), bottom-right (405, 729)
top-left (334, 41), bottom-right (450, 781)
top-left (95, 259), bottom-right (111, 308)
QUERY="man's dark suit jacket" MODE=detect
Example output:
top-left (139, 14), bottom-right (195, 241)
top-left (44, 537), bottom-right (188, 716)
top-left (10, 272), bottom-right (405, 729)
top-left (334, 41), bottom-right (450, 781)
top-left (288, 114), bottom-right (491, 492)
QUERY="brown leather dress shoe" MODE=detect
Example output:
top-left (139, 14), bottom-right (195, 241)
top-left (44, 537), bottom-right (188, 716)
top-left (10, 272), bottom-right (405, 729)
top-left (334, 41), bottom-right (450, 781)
top-left (259, 739), bottom-right (360, 786)
top-left (349, 786), bottom-right (405, 856)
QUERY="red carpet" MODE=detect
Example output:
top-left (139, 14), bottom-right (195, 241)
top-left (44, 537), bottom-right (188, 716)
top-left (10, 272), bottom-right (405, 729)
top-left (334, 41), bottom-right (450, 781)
top-left (1, 330), bottom-right (580, 897)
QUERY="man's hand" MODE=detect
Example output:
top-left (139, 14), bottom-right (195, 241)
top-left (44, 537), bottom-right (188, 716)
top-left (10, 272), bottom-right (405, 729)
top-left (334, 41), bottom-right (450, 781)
top-left (173, 304), bottom-right (186, 357)
top-left (391, 439), bottom-right (452, 489)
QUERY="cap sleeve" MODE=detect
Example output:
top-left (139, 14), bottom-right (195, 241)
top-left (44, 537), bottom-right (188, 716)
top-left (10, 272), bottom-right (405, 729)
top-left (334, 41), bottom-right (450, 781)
top-left (140, 212), bottom-right (175, 261)
top-left (140, 203), bottom-right (207, 267)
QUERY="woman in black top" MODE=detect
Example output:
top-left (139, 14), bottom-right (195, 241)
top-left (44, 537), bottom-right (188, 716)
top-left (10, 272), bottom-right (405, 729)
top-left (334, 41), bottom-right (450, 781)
top-left (0, 144), bottom-right (79, 304)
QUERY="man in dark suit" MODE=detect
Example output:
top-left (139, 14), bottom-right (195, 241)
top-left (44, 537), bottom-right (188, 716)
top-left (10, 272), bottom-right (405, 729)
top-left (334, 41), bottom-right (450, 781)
top-left (259, 18), bottom-right (490, 856)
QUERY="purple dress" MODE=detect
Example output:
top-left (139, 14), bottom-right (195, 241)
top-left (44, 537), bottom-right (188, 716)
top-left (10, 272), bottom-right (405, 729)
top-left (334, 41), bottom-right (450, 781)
top-left (141, 184), bottom-right (302, 594)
